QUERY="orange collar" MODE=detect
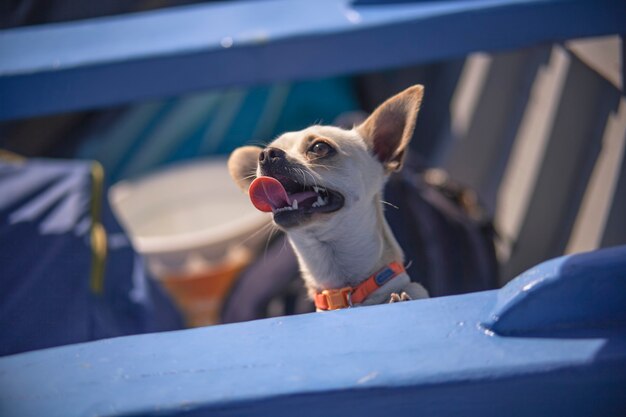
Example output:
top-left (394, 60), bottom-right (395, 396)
top-left (314, 262), bottom-right (405, 310)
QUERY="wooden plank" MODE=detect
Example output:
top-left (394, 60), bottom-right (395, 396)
top-left (601, 107), bottom-right (626, 248)
top-left (444, 47), bottom-right (550, 213)
top-left (495, 46), bottom-right (569, 266)
top-left (567, 36), bottom-right (623, 91)
top-left (356, 59), bottom-right (466, 163)
top-left (1, 0), bottom-right (626, 121)
top-left (502, 55), bottom-right (622, 280)
top-left (1, 246), bottom-right (625, 417)
top-left (567, 98), bottom-right (626, 253)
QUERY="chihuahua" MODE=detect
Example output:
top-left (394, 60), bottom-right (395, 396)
top-left (228, 85), bottom-right (429, 310)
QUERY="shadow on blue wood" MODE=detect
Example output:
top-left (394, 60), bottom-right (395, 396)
top-left (1, 246), bottom-right (625, 416)
top-left (1, 0), bottom-right (625, 121)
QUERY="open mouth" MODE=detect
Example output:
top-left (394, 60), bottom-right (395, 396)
top-left (248, 174), bottom-right (344, 227)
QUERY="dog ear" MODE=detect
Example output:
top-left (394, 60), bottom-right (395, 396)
top-left (228, 146), bottom-right (262, 192)
top-left (357, 85), bottom-right (424, 172)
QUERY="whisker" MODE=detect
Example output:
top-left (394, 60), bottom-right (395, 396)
top-left (292, 167), bottom-right (316, 189)
top-left (231, 220), bottom-right (274, 250)
top-left (303, 169), bottom-right (321, 187)
top-left (297, 168), bottom-right (308, 187)
top-left (242, 173), bottom-right (258, 180)
top-left (280, 233), bottom-right (290, 254)
top-left (264, 224), bottom-right (280, 261)
top-left (381, 200), bottom-right (399, 210)
top-left (307, 162), bottom-right (350, 173)
top-left (247, 140), bottom-right (269, 147)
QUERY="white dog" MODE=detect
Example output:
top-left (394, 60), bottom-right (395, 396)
top-left (228, 85), bottom-right (429, 310)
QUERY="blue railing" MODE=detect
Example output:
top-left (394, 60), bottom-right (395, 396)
top-left (1, 246), bottom-right (625, 417)
top-left (1, 0), bottom-right (625, 121)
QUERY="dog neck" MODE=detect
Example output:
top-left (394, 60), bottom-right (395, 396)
top-left (287, 192), bottom-right (404, 294)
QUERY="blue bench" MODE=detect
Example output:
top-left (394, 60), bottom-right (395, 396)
top-left (1, 245), bottom-right (625, 416)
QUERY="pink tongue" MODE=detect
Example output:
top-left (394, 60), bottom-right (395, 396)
top-left (249, 176), bottom-right (290, 212)
top-left (249, 176), bottom-right (318, 213)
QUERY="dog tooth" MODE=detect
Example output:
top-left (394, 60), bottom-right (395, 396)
top-left (275, 206), bottom-right (295, 213)
top-left (292, 200), bottom-right (298, 209)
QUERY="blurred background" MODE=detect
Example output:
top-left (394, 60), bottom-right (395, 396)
top-left (1, 0), bottom-right (624, 356)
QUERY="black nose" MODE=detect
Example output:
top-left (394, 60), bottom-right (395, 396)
top-left (259, 147), bottom-right (286, 165)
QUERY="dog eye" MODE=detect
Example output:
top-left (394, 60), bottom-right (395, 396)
top-left (308, 142), bottom-right (334, 158)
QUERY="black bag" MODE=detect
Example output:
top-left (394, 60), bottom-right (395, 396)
top-left (0, 155), bottom-right (184, 356)
top-left (384, 157), bottom-right (499, 296)
top-left (221, 155), bottom-right (499, 322)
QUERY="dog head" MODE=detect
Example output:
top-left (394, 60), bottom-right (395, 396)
top-left (228, 85), bottom-right (424, 230)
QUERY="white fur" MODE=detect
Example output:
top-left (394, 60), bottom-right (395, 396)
top-left (229, 85), bottom-right (429, 306)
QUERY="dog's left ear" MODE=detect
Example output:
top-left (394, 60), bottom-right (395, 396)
top-left (228, 145), bottom-right (262, 192)
top-left (357, 84), bottom-right (424, 172)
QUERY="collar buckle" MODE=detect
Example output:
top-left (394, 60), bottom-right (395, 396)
top-left (321, 287), bottom-right (353, 310)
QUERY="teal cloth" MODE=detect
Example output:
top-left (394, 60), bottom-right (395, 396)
top-left (77, 78), bottom-right (358, 183)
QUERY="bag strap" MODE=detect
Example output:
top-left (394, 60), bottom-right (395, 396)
top-left (89, 161), bottom-right (107, 295)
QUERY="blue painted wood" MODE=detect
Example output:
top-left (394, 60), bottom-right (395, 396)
top-left (1, 246), bottom-right (625, 417)
top-left (483, 245), bottom-right (626, 335)
top-left (1, 0), bottom-right (625, 121)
